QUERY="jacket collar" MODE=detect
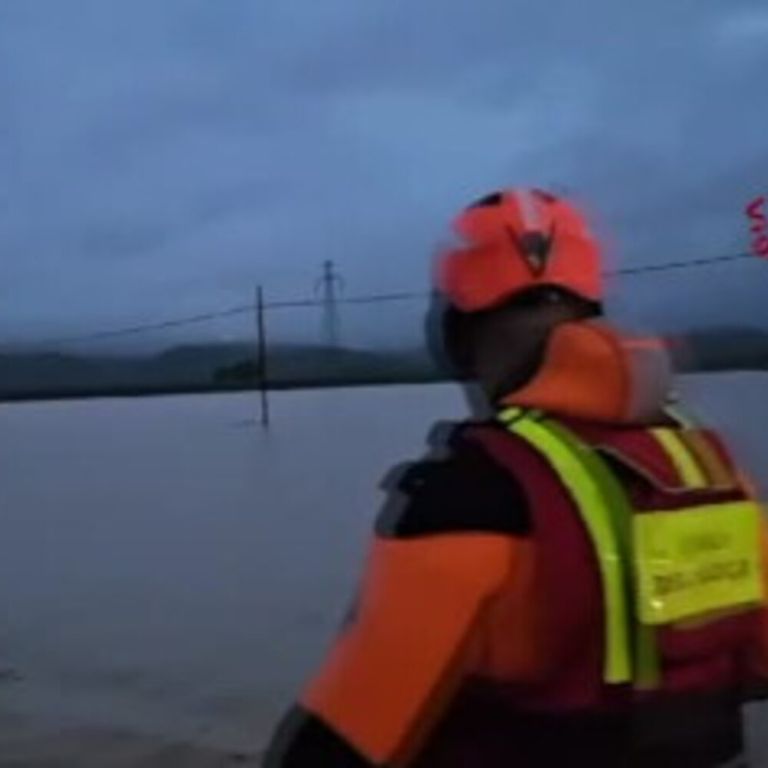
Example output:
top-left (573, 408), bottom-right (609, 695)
top-left (499, 321), bottom-right (674, 426)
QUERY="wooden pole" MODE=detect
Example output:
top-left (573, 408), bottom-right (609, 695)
top-left (256, 285), bottom-right (270, 428)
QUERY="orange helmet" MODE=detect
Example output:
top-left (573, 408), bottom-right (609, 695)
top-left (437, 188), bottom-right (603, 312)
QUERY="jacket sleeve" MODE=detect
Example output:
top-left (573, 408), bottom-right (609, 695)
top-left (297, 532), bottom-right (515, 766)
top-left (264, 438), bottom-right (530, 767)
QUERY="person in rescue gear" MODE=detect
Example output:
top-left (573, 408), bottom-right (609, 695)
top-left (264, 188), bottom-right (768, 767)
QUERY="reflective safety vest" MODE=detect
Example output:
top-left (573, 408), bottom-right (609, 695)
top-left (297, 409), bottom-right (768, 767)
top-left (467, 407), bottom-right (768, 705)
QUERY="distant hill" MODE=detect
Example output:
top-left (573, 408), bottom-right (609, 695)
top-left (669, 327), bottom-right (768, 372)
top-left (0, 344), bottom-right (442, 401)
top-left (0, 344), bottom-right (251, 397)
top-left (215, 346), bottom-right (439, 387)
top-left (1, 326), bottom-right (766, 402)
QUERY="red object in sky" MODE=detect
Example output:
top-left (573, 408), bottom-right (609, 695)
top-left (746, 196), bottom-right (768, 258)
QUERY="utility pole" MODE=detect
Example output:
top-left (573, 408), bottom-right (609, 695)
top-left (255, 285), bottom-right (269, 428)
top-left (315, 260), bottom-right (344, 349)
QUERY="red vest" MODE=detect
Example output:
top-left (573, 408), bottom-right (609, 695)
top-left (466, 416), bottom-right (766, 712)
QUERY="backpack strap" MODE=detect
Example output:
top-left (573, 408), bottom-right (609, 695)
top-left (498, 407), bottom-right (660, 688)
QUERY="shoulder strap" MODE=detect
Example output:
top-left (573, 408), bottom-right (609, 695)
top-left (497, 407), bottom-right (660, 689)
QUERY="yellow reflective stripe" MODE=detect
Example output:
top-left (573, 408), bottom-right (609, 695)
top-left (678, 430), bottom-right (736, 490)
top-left (498, 407), bottom-right (523, 425)
top-left (634, 623), bottom-right (660, 691)
top-left (542, 421), bottom-right (660, 690)
top-left (508, 417), bottom-right (632, 684)
top-left (651, 428), bottom-right (708, 490)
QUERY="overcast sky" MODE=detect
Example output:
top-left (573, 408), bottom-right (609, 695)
top-left (1, 0), bottom-right (767, 348)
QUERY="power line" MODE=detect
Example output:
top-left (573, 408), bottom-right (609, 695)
top-left (606, 252), bottom-right (753, 277)
top-left (265, 291), bottom-right (428, 310)
top-left (26, 251), bottom-right (762, 348)
top-left (32, 304), bottom-right (253, 347)
top-left (338, 290), bottom-right (428, 305)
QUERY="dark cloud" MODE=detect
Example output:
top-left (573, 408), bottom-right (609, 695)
top-left (1, 0), bottom-right (767, 346)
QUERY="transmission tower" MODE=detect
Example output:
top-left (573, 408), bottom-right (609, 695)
top-left (315, 260), bottom-right (345, 348)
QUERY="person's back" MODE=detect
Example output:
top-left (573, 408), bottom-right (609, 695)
top-left (265, 189), bottom-right (768, 767)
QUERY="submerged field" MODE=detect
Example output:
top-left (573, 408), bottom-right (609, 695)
top-left (1, 373), bottom-right (767, 765)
